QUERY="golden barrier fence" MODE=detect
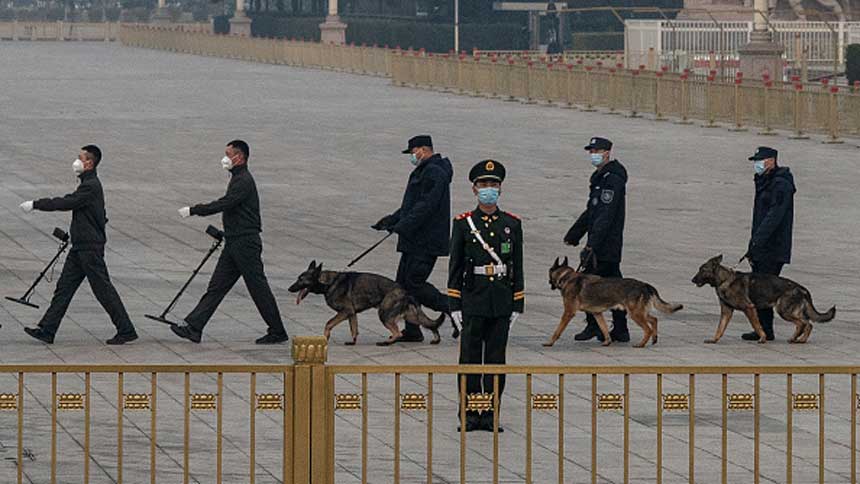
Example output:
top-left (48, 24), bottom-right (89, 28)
top-left (3, 336), bottom-right (860, 484)
top-left (119, 24), bottom-right (860, 141)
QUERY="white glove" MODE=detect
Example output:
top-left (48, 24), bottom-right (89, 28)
top-left (509, 312), bottom-right (521, 328)
top-left (451, 311), bottom-right (463, 326)
top-left (19, 201), bottom-right (34, 213)
top-left (178, 207), bottom-right (191, 218)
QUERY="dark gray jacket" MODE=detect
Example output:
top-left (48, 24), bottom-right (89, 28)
top-left (749, 166), bottom-right (795, 264)
top-left (564, 160), bottom-right (628, 263)
top-left (190, 164), bottom-right (262, 239)
top-left (388, 154), bottom-right (453, 256)
top-left (34, 169), bottom-right (107, 252)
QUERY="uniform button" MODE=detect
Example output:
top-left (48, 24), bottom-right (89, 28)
top-left (490, 232), bottom-right (495, 237)
top-left (489, 277), bottom-right (495, 282)
top-left (484, 223), bottom-right (489, 228)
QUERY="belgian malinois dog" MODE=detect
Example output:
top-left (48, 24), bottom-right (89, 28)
top-left (545, 257), bottom-right (684, 348)
top-left (288, 261), bottom-right (447, 346)
top-left (692, 255), bottom-right (836, 344)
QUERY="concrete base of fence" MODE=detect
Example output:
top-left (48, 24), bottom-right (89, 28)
top-left (229, 13), bottom-right (251, 37)
top-left (738, 40), bottom-right (784, 81)
top-left (319, 15), bottom-right (346, 44)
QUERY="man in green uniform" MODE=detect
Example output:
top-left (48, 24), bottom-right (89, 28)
top-left (448, 160), bottom-right (524, 432)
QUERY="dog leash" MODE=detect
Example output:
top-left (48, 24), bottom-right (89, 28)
top-left (344, 232), bottom-right (393, 270)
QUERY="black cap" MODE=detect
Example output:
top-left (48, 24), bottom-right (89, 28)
top-left (402, 135), bottom-right (433, 154)
top-left (584, 137), bottom-right (613, 151)
top-left (749, 146), bottom-right (778, 161)
top-left (469, 160), bottom-right (506, 184)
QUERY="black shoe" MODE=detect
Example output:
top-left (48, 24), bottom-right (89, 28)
top-left (170, 323), bottom-right (202, 343)
top-left (574, 325), bottom-right (604, 342)
top-left (255, 332), bottom-right (289, 345)
top-left (106, 331), bottom-right (138, 345)
top-left (609, 329), bottom-right (630, 343)
top-left (742, 331), bottom-right (774, 341)
top-left (397, 329), bottom-right (424, 343)
top-left (24, 327), bottom-right (54, 344)
top-left (457, 416), bottom-right (481, 432)
top-left (479, 413), bottom-right (504, 433)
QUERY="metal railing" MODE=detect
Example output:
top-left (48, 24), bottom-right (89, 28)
top-left (2, 337), bottom-right (860, 484)
top-left (118, 24), bottom-right (860, 142)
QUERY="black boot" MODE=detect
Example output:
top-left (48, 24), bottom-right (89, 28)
top-left (479, 411), bottom-right (504, 433)
top-left (609, 318), bottom-right (630, 343)
top-left (398, 322), bottom-right (424, 343)
top-left (574, 322), bottom-right (605, 342)
top-left (457, 411), bottom-right (481, 432)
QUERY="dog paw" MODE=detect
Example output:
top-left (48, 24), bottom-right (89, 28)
top-left (757, 339), bottom-right (767, 344)
top-left (375, 340), bottom-right (393, 347)
top-left (601, 340), bottom-right (612, 347)
top-left (633, 343), bottom-right (646, 348)
top-left (344, 341), bottom-right (356, 346)
top-left (542, 341), bottom-right (554, 347)
top-left (430, 338), bottom-right (441, 345)
top-left (704, 339), bottom-right (717, 344)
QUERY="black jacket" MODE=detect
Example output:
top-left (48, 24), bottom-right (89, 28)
top-left (33, 170), bottom-right (107, 252)
top-left (190, 164), bottom-right (261, 239)
top-left (388, 154), bottom-right (453, 256)
top-left (749, 166), bottom-right (795, 264)
top-left (564, 160), bottom-right (628, 263)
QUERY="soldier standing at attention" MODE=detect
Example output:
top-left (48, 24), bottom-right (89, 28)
top-left (448, 160), bottom-right (524, 432)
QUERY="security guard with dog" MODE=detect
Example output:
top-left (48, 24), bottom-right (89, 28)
top-left (742, 146), bottom-right (796, 341)
top-left (564, 136), bottom-right (630, 343)
top-left (448, 159), bottom-right (524, 432)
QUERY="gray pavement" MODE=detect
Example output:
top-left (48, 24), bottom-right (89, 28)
top-left (0, 42), bottom-right (859, 483)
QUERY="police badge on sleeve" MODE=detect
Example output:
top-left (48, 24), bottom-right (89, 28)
top-left (600, 189), bottom-right (614, 204)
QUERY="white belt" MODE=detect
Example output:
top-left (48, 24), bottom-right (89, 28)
top-left (473, 264), bottom-right (507, 276)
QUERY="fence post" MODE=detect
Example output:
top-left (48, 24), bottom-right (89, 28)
top-left (582, 65), bottom-right (597, 112)
top-left (563, 63), bottom-right (576, 109)
top-left (703, 71), bottom-right (719, 128)
top-left (729, 72), bottom-right (747, 132)
top-left (789, 82), bottom-right (810, 139)
top-left (606, 65), bottom-right (620, 115)
top-left (626, 68), bottom-right (641, 118)
top-left (523, 61), bottom-right (536, 104)
top-left (654, 67), bottom-right (666, 121)
top-left (675, 71), bottom-right (693, 125)
top-left (823, 86), bottom-right (843, 144)
top-left (759, 77), bottom-right (777, 136)
top-left (290, 336), bottom-right (330, 484)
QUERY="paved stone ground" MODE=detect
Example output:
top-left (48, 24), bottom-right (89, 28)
top-left (0, 42), bottom-right (859, 483)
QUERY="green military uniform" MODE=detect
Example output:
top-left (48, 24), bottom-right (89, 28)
top-left (447, 160), bottom-right (524, 430)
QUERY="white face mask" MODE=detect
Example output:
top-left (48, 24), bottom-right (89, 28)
top-left (73, 159), bottom-right (85, 174)
top-left (221, 155), bottom-right (233, 171)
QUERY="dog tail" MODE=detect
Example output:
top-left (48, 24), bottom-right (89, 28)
top-left (804, 294), bottom-right (836, 323)
top-left (403, 298), bottom-right (446, 331)
top-left (648, 286), bottom-right (684, 314)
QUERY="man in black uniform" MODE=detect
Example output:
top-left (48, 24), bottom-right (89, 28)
top-left (19, 145), bottom-right (138, 345)
top-left (448, 160), bottom-right (524, 432)
top-left (171, 140), bottom-right (288, 345)
top-left (564, 136), bottom-right (630, 343)
top-left (742, 146), bottom-right (796, 341)
top-left (373, 135), bottom-right (454, 342)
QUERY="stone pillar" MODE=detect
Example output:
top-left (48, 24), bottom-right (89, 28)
top-left (737, 0), bottom-right (784, 80)
top-left (229, 0), bottom-right (252, 36)
top-left (319, 0), bottom-right (346, 44)
top-left (151, 0), bottom-right (171, 23)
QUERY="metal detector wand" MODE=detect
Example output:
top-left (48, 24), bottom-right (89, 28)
top-left (5, 227), bottom-right (70, 309)
top-left (145, 225), bottom-right (224, 326)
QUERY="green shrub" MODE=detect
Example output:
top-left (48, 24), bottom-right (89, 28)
top-left (847, 44), bottom-right (860, 86)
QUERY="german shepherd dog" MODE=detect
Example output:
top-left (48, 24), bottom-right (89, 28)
top-left (288, 261), bottom-right (448, 346)
top-left (545, 257), bottom-right (684, 348)
top-left (692, 255), bottom-right (836, 344)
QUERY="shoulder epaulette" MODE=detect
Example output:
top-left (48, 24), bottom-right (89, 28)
top-left (455, 211), bottom-right (473, 220)
top-left (504, 211), bottom-right (521, 220)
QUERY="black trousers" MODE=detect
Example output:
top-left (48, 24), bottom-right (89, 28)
top-left (38, 249), bottom-right (135, 337)
top-left (185, 234), bottom-right (285, 336)
top-left (750, 259), bottom-right (784, 336)
top-left (583, 260), bottom-right (628, 331)
top-left (458, 315), bottom-right (510, 417)
top-left (395, 253), bottom-right (449, 336)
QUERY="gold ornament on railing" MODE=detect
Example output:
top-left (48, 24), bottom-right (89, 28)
top-left (291, 336), bottom-right (328, 364)
top-left (256, 393), bottom-right (284, 411)
top-left (662, 394), bottom-right (689, 411)
top-left (335, 394), bottom-right (361, 411)
top-left (598, 393), bottom-right (624, 411)
top-left (793, 393), bottom-right (819, 411)
top-left (58, 393), bottom-right (84, 411)
top-left (124, 393), bottom-right (151, 411)
top-left (466, 393), bottom-right (494, 413)
top-left (0, 393), bottom-right (17, 410)
top-left (532, 393), bottom-right (559, 411)
top-left (400, 393), bottom-right (427, 411)
top-left (191, 394), bottom-right (217, 410)
top-left (727, 394), bottom-right (754, 411)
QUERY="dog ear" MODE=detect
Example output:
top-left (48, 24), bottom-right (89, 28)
top-left (563, 256), bottom-right (569, 267)
top-left (715, 254), bottom-right (723, 264)
top-left (552, 257), bottom-right (559, 269)
top-left (308, 260), bottom-right (316, 270)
